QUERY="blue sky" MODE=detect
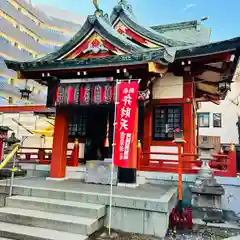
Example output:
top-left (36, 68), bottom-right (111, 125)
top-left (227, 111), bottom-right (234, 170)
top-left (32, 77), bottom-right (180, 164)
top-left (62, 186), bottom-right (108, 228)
top-left (32, 0), bottom-right (240, 41)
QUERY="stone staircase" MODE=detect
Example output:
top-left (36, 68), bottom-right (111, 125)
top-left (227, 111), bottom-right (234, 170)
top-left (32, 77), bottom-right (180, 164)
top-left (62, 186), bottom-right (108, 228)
top-left (0, 195), bottom-right (106, 239)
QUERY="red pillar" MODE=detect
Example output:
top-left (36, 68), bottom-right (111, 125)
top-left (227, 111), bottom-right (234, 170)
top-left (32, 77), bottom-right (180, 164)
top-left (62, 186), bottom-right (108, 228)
top-left (183, 75), bottom-right (195, 170)
top-left (228, 144), bottom-right (237, 177)
top-left (142, 106), bottom-right (152, 166)
top-left (0, 139), bottom-right (4, 161)
top-left (50, 108), bottom-right (69, 179)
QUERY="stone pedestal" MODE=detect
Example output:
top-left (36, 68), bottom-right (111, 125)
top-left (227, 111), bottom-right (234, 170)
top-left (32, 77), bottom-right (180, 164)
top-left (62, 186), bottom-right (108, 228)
top-left (191, 144), bottom-right (225, 223)
top-left (84, 159), bottom-right (118, 185)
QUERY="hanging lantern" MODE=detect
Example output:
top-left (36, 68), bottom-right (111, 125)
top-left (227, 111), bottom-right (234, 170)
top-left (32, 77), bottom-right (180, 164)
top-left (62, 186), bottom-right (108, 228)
top-left (217, 80), bottom-right (231, 92)
top-left (20, 80), bottom-right (32, 100)
top-left (20, 88), bottom-right (32, 100)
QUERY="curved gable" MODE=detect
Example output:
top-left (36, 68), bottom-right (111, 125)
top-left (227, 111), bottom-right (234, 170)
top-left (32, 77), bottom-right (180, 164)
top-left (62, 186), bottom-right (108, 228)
top-left (38, 14), bottom-right (144, 61)
top-left (111, 3), bottom-right (189, 49)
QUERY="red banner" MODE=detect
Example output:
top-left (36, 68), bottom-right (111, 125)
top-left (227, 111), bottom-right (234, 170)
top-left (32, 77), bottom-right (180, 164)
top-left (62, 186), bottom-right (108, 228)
top-left (113, 80), bottom-right (139, 168)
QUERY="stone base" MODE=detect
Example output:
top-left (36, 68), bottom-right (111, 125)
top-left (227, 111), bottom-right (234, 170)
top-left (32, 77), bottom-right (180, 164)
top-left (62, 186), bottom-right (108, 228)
top-left (117, 183), bottom-right (139, 188)
top-left (191, 179), bottom-right (225, 223)
top-left (46, 177), bottom-right (68, 181)
top-left (202, 207), bottom-right (224, 223)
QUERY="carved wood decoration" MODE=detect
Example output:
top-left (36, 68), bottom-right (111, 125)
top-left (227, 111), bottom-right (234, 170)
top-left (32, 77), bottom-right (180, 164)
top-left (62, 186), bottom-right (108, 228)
top-left (64, 32), bottom-right (126, 59)
top-left (114, 21), bottom-right (161, 48)
top-left (196, 82), bottom-right (219, 95)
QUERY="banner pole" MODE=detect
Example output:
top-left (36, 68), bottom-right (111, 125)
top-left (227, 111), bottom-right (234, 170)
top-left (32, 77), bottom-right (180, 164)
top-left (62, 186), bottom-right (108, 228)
top-left (108, 80), bottom-right (119, 236)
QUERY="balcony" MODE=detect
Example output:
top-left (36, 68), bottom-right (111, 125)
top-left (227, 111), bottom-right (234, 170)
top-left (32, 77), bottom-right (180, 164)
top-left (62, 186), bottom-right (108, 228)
top-left (1, 0), bottom-right (69, 43)
top-left (15, 0), bottom-right (80, 33)
top-left (0, 39), bottom-right (33, 61)
top-left (0, 18), bottom-right (50, 55)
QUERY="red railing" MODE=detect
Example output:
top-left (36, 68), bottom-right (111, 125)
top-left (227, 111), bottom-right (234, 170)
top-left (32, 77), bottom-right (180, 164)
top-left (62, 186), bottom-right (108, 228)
top-left (16, 147), bottom-right (75, 166)
top-left (138, 148), bottom-right (237, 177)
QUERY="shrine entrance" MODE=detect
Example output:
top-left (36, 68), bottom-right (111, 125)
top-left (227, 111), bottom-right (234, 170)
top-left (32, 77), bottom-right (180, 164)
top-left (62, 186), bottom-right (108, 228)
top-left (68, 104), bottom-right (114, 163)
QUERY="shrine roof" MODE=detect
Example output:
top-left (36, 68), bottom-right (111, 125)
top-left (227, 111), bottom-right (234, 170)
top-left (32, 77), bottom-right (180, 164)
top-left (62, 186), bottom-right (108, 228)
top-left (5, 36), bottom-right (240, 72)
top-left (151, 20), bottom-right (211, 45)
top-left (175, 36), bottom-right (240, 60)
top-left (38, 14), bottom-right (144, 62)
top-left (5, 48), bottom-right (174, 72)
top-left (110, 3), bottom-right (190, 47)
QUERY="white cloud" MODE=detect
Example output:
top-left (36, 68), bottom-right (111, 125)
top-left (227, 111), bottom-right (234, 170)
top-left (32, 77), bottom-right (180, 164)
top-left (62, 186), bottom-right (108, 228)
top-left (183, 3), bottom-right (196, 11)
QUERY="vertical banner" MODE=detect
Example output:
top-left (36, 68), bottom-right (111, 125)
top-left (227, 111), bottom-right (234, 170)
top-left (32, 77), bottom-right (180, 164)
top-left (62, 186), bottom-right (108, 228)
top-left (113, 80), bottom-right (139, 168)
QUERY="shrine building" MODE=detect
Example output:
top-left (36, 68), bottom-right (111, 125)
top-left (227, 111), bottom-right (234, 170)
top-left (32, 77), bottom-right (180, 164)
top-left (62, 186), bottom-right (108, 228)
top-left (4, 1), bottom-right (240, 181)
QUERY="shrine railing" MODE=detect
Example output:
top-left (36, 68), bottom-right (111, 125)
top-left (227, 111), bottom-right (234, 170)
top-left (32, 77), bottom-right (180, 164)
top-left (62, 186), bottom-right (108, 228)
top-left (17, 147), bottom-right (76, 166)
top-left (138, 148), bottom-right (237, 177)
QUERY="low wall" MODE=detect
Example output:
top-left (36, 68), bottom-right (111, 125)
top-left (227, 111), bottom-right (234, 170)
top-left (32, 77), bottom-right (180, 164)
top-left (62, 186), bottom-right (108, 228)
top-left (137, 171), bottom-right (240, 215)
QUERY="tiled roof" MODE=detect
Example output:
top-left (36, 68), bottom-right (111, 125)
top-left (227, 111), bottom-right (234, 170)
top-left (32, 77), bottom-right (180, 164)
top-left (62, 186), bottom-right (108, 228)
top-left (110, 4), bottom-right (190, 47)
top-left (151, 21), bottom-right (211, 45)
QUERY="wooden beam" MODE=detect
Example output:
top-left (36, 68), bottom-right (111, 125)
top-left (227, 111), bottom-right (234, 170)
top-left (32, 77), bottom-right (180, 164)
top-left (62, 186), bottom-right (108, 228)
top-left (0, 105), bottom-right (47, 113)
top-left (196, 94), bottom-right (220, 105)
top-left (196, 71), bottom-right (221, 83)
top-left (197, 82), bottom-right (219, 95)
top-left (204, 64), bottom-right (225, 73)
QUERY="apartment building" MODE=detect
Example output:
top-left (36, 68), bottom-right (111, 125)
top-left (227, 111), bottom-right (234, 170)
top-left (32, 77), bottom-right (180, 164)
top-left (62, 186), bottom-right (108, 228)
top-left (0, 0), bottom-right (80, 105)
top-left (198, 65), bottom-right (240, 145)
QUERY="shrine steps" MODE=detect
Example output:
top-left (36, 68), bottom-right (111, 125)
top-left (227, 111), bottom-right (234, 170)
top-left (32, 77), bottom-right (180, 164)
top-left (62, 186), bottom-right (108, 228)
top-left (0, 195), bottom-right (106, 239)
top-left (0, 178), bottom-right (178, 238)
top-left (6, 195), bottom-right (106, 219)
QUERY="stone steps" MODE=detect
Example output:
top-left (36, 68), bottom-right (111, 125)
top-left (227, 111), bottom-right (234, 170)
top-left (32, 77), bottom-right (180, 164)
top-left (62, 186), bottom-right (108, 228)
top-left (0, 195), bottom-right (106, 239)
top-left (6, 195), bottom-right (106, 218)
top-left (0, 222), bottom-right (87, 240)
top-left (0, 181), bottom-right (178, 238)
top-left (0, 207), bottom-right (101, 235)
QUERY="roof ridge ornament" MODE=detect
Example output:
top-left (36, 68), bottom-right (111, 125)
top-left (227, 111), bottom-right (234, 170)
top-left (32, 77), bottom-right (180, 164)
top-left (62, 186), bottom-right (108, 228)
top-left (93, 0), bottom-right (103, 17)
top-left (118, 0), bottom-right (133, 14)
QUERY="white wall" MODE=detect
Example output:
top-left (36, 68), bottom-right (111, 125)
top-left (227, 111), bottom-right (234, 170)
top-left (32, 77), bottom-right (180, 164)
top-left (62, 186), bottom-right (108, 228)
top-left (198, 77), bottom-right (240, 144)
top-left (152, 74), bottom-right (183, 99)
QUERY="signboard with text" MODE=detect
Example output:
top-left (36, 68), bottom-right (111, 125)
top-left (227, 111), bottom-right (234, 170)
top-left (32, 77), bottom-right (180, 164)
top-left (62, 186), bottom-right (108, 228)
top-left (113, 80), bottom-right (139, 168)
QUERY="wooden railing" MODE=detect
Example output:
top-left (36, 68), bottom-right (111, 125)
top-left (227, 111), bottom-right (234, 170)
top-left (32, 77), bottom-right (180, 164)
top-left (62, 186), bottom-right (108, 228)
top-left (16, 147), bottom-right (74, 165)
top-left (138, 148), bottom-right (237, 177)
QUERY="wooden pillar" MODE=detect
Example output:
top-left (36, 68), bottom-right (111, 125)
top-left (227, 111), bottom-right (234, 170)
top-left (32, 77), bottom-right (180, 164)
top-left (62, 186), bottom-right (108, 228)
top-left (50, 108), bottom-right (69, 179)
top-left (183, 75), bottom-right (195, 170)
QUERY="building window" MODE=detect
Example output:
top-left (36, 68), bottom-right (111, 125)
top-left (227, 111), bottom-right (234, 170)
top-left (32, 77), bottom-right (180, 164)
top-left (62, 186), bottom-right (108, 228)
top-left (213, 113), bottom-right (222, 128)
top-left (152, 106), bottom-right (182, 141)
top-left (198, 113), bottom-right (210, 127)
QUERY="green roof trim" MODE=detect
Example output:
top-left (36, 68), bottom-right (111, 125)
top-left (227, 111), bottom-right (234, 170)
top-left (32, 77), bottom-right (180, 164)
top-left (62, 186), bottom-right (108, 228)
top-left (110, 4), bottom-right (190, 47)
top-left (151, 21), bottom-right (211, 45)
top-left (151, 20), bottom-right (199, 33)
top-left (5, 48), bottom-right (174, 72)
top-left (175, 36), bottom-right (240, 59)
